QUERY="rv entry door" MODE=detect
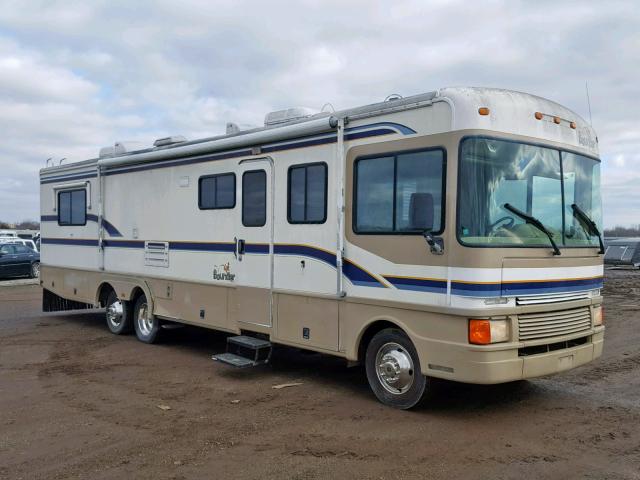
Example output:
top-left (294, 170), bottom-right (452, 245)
top-left (230, 158), bottom-right (274, 328)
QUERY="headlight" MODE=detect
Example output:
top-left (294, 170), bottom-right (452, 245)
top-left (593, 305), bottom-right (604, 326)
top-left (468, 318), bottom-right (510, 345)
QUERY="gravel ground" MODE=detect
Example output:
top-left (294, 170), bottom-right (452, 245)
top-left (0, 269), bottom-right (639, 480)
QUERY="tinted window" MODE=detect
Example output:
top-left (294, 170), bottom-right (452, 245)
top-left (58, 189), bottom-right (86, 226)
top-left (242, 170), bottom-right (266, 227)
top-left (199, 173), bottom-right (235, 209)
top-left (288, 163), bottom-right (327, 223)
top-left (14, 245), bottom-right (30, 254)
top-left (354, 149), bottom-right (445, 234)
top-left (0, 245), bottom-right (15, 254)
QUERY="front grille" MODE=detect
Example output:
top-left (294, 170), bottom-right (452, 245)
top-left (518, 336), bottom-right (590, 356)
top-left (518, 306), bottom-right (591, 341)
top-left (516, 291), bottom-right (592, 305)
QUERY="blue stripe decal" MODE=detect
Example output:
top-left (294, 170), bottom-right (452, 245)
top-left (42, 238), bottom-right (99, 247)
top-left (41, 214), bottom-right (123, 237)
top-left (41, 238), bottom-right (387, 288)
top-left (502, 277), bottom-right (603, 296)
top-left (383, 276), bottom-right (447, 294)
top-left (451, 277), bottom-right (604, 297)
top-left (39, 122), bottom-right (415, 184)
top-left (245, 243), bottom-right (270, 254)
top-left (347, 122), bottom-right (416, 135)
top-left (103, 239), bottom-right (145, 248)
top-left (167, 241), bottom-right (235, 252)
top-left (36, 236), bottom-right (605, 296)
top-left (451, 282), bottom-right (502, 297)
top-left (274, 244), bottom-right (337, 267)
top-left (343, 259), bottom-right (386, 288)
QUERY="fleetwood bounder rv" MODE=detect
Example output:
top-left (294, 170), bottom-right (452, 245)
top-left (39, 87), bottom-right (604, 408)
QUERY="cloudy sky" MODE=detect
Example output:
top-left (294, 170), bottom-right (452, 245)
top-left (0, 0), bottom-right (638, 227)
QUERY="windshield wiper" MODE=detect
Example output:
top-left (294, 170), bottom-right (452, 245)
top-left (571, 204), bottom-right (605, 254)
top-left (503, 203), bottom-right (561, 256)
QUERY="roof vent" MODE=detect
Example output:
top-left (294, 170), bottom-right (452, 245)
top-left (264, 107), bottom-right (319, 126)
top-left (153, 135), bottom-right (187, 148)
top-left (98, 141), bottom-right (144, 158)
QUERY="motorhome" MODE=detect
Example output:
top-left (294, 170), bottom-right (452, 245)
top-left (39, 87), bottom-right (604, 408)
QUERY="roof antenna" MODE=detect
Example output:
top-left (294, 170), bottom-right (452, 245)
top-left (585, 81), bottom-right (593, 126)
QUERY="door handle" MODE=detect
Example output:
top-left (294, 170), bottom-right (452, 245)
top-left (234, 237), bottom-right (246, 260)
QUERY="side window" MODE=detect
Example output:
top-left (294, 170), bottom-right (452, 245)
top-left (15, 245), bottom-right (30, 254)
top-left (58, 189), bottom-right (86, 226)
top-left (288, 162), bottom-right (327, 224)
top-left (354, 148), bottom-right (445, 234)
top-left (242, 170), bottom-right (266, 227)
top-left (199, 173), bottom-right (235, 209)
top-left (0, 245), bottom-right (14, 255)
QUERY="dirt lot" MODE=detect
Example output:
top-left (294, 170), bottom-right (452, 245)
top-left (1, 270), bottom-right (639, 480)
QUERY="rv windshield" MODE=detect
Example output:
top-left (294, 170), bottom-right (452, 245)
top-left (458, 137), bottom-right (602, 248)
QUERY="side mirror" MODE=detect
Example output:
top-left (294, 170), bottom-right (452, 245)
top-left (409, 193), bottom-right (434, 231)
top-left (409, 193), bottom-right (444, 255)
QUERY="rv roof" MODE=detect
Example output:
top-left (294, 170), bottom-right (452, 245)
top-left (40, 86), bottom-right (597, 175)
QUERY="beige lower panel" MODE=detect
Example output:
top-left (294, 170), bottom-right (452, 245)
top-left (273, 293), bottom-right (339, 351)
top-left (147, 277), bottom-right (231, 330)
top-left (44, 265), bottom-right (602, 384)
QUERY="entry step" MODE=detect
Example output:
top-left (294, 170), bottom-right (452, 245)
top-left (213, 335), bottom-right (272, 368)
top-left (213, 352), bottom-right (262, 368)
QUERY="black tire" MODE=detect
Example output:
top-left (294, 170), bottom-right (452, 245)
top-left (105, 290), bottom-right (133, 335)
top-left (365, 328), bottom-right (429, 409)
top-left (133, 294), bottom-right (161, 344)
top-left (30, 261), bottom-right (40, 279)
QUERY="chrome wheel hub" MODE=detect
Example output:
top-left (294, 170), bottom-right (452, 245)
top-left (32, 263), bottom-right (40, 277)
top-left (375, 342), bottom-right (415, 394)
top-left (137, 302), bottom-right (153, 336)
top-left (106, 299), bottom-right (124, 328)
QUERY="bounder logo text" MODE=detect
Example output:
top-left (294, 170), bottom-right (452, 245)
top-left (213, 262), bottom-right (235, 281)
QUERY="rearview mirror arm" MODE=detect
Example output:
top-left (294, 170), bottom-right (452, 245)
top-left (423, 230), bottom-right (444, 255)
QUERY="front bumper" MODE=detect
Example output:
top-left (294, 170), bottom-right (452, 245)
top-left (419, 328), bottom-right (604, 384)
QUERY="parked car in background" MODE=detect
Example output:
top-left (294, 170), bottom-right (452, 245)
top-left (0, 230), bottom-right (18, 239)
top-left (0, 238), bottom-right (39, 252)
top-left (0, 243), bottom-right (40, 279)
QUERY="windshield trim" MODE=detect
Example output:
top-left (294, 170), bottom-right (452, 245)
top-left (455, 135), bottom-right (602, 250)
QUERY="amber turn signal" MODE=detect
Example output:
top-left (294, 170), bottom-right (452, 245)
top-left (469, 319), bottom-right (491, 345)
top-left (478, 107), bottom-right (490, 116)
top-left (534, 112), bottom-right (544, 120)
top-left (593, 305), bottom-right (604, 326)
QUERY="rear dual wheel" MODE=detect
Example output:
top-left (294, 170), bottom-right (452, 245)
top-left (133, 294), bottom-right (161, 344)
top-left (105, 290), bottom-right (133, 335)
top-left (365, 328), bottom-right (429, 409)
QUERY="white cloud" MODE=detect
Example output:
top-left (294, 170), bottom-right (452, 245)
top-left (0, 0), bottom-right (638, 226)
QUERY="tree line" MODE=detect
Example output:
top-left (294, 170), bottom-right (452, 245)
top-left (604, 225), bottom-right (640, 238)
top-left (0, 220), bottom-right (40, 230)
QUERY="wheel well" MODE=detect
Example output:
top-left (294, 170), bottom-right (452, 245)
top-left (97, 283), bottom-right (115, 308)
top-left (130, 286), bottom-right (145, 304)
top-left (357, 320), bottom-right (402, 363)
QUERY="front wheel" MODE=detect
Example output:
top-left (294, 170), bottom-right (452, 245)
top-left (365, 328), bottom-right (429, 409)
top-left (133, 294), bottom-right (161, 344)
